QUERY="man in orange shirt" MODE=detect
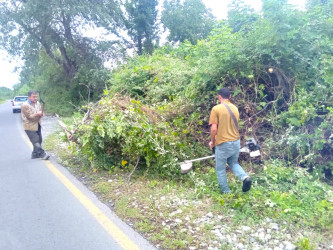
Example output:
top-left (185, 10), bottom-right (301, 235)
top-left (209, 88), bottom-right (251, 193)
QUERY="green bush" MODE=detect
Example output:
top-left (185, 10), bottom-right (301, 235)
top-left (72, 95), bottom-right (209, 177)
top-left (253, 162), bottom-right (333, 229)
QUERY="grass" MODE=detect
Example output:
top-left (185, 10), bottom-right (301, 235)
top-left (44, 131), bottom-right (333, 249)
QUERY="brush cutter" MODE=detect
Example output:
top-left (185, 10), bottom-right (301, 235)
top-left (180, 148), bottom-right (215, 174)
top-left (180, 138), bottom-right (261, 174)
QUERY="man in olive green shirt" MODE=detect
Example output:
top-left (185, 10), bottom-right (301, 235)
top-left (21, 91), bottom-right (50, 160)
top-left (209, 88), bottom-right (251, 193)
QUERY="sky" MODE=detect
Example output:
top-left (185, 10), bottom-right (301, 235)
top-left (0, 50), bottom-right (21, 90)
top-left (0, 0), bottom-right (306, 90)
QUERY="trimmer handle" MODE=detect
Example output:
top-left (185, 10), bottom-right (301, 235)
top-left (212, 147), bottom-right (215, 154)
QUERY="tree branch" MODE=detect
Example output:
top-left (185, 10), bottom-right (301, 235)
top-left (127, 157), bottom-right (140, 182)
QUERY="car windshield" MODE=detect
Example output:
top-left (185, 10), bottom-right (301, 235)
top-left (14, 97), bottom-right (28, 102)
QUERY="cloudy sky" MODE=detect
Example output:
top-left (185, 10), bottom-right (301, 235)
top-left (0, 51), bottom-right (21, 90)
top-left (0, 0), bottom-right (306, 90)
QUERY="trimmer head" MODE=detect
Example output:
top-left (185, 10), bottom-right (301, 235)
top-left (180, 161), bottom-right (193, 174)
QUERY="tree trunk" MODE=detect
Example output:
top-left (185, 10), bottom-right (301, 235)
top-left (137, 34), bottom-right (143, 55)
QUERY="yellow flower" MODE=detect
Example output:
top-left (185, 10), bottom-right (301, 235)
top-left (121, 160), bottom-right (128, 166)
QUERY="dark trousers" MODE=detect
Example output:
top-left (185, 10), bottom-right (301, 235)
top-left (25, 124), bottom-right (45, 158)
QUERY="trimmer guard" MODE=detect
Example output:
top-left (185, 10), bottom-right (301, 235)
top-left (180, 161), bottom-right (193, 174)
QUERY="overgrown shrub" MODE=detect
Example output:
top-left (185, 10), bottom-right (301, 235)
top-left (71, 95), bottom-right (209, 177)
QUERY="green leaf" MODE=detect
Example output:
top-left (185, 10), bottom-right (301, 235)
top-left (97, 125), bottom-right (105, 138)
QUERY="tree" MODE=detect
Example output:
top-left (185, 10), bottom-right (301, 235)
top-left (0, 0), bottom-right (127, 113)
top-left (161, 0), bottom-right (216, 44)
top-left (227, 0), bottom-right (258, 33)
top-left (124, 0), bottom-right (159, 55)
top-left (261, 0), bottom-right (288, 21)
top-left (0, 87), bottom-right (13, 100)
top-left (307, 0), bottom-right (329, 7)
top-left (0, 0), bottom-right (123, 79)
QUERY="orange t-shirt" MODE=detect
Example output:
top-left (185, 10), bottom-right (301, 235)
top-left (209, 101), bottom-right (240, 145)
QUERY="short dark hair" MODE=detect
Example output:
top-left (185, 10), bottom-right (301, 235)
top-left (28, 91), bottom-right (38, 97)
top-left (218, 88), bottom-right (231, 99)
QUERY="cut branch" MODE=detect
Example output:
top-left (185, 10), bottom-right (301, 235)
top-left (127, 157), bottom-right (140, 182)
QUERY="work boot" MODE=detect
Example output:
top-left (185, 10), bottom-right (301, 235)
top-left (242, 177), bottom-right (252, 192)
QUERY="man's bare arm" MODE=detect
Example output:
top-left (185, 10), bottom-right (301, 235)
top-left (209, 123), bottom-right (217, 149)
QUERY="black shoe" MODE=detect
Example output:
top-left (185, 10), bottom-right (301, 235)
top-left (242, 177), bottom-right (252, 192)
top-left (31, 153), bottom-right (40, 159)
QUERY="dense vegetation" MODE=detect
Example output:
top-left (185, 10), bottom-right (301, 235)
top-left (1, 0), bottom-right (331, 181)
top-left (63, 0), bottom-right (333, 180)
top-left (0, 87), bottom-right (13, 101)
top-left (1, 0), bottom-right (333, 245)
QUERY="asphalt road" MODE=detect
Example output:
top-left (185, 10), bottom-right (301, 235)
top-left (0, 101), bottom-right (155, 250)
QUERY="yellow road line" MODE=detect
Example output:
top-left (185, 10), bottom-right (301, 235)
top-left (45, 161), bottom-right (139, 250)
top-left (19, 118), bottom-right (139, 250)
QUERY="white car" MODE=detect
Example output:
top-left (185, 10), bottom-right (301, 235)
top-left (11, 96), bottom-right (28, 113)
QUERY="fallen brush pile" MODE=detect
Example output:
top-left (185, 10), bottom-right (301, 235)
top-left (57, 94), bottom-right (212, 177)
top-left (57, 88), bottom-right (333, 182)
